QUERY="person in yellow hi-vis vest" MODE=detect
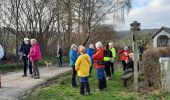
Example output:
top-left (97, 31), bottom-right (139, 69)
top-left (104, 44), bottom-right (113, 80)
top-left (109, 42), bottom-right (116, 75)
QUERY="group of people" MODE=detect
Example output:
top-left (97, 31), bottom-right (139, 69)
top-left (19, 38), bottom-right (41, 79)
top-left (119, 46), bottom-right (134, 74)
top-left (69, 41), bottom-right (116, 95)
top-left (1, 37), bottom-right (134, 95)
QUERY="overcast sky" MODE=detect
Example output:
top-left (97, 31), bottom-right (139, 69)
top-left (122, 0), bottom-right (170, 30)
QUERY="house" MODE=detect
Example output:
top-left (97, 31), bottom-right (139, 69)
top-left (152, 27), bottom-right (170, 48)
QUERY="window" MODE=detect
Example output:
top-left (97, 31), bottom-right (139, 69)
top-left (157, 35), bottom-right (169, 47)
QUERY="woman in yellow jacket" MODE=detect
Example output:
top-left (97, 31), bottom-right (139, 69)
top-left (75, 46), bottom-right (91, 95)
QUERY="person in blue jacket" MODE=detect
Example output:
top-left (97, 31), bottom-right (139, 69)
top-left (86, 44), bottom-right (94, 76)
top-left (69, 44), bottom-right (78, 87)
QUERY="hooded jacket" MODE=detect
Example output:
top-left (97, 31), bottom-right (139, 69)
top-left (0, 44), bottom-right (4, 59)
top-left (86, 48), bottom-right (94, 64)
top-left (29, 44), bottom-right (41, 61)
top-left (75, 54), bottom-right (91, 77)
top-left (92, 48), bottom-right (105, 69)
top-left (69, 49), bottom-right (78, 66)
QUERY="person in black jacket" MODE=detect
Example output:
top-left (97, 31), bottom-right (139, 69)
top-left (57, 45), bottom-right (63, 67)
top-left (19, 38), bottom-right (32, 77)
top-left (104, 44), bottom-right (113, 80)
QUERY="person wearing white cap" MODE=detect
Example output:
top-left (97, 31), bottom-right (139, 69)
top-left (19, 38), bottom-right (32, 77)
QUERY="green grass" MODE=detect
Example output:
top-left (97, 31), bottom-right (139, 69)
top-left (39, 56), bottom-right (69, 66)
top-left (23, 69), bottom-right (170, 100)
top-left (149, 92), bottom-right (170, 100)
top-left (0, 56), bottom-right (69, 73)
top-left (0, 63), bottom-right (21, 73)
top-left (24, 70), bottom-right (140, 100)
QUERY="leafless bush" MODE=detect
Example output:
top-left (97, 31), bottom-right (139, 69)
top-left (142, 47), bottom-right (170, 89)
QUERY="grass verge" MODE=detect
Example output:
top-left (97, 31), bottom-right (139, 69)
top-left (24, 70), bottom-right (139, 100)
top-left (0, 56), bottom-right (69, 74)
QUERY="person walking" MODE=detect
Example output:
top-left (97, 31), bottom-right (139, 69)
top-left (57, 45), bottom-right (63, 67)
top-left (19, 38), bottom-right (32, 77)
top-left (119, 46), bottom-right (130, 72)
top-left (109, 42), bottom-right (116, 75)
top-left (29, 39), bottom-right (41, 79)
top-left (75, 46), bottom-right (91, 95)
top-left (93, 42), bottom-right (107, 91)
top-left (86, 44), bottom-right (94, 76)
top-left (0, 44), bottom-right (4, 64)
top-left (69, 44), bottom-right (78, 87)
top-left (104, 44), bottom-right (112, 80)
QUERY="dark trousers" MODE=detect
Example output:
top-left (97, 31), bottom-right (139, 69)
top-left (110, 62), bottom-right (114, 74)
top-left (127, 60), bottom-right (134, 71)
top-left (58, 56), bottom-right (62, 67)
top-left (104, 62), bottom-right (111, 77)
top-left (23, 58), bottom-right (32, 75)
top-left (122, 60), bottom-right (127, 72)
top-left (71, 65), bottom-right (77, 87)
top-left (89, 65), bottom-right (93, 75)
top-left (32, 61), bottom-right (39, 76)
top-left (79, 77), bottom-right (90, 95)
top-left (98, 78), bottom-right (107, 90)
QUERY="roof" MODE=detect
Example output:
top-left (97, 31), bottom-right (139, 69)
top-left (152, 26), bottom-right (170, 39)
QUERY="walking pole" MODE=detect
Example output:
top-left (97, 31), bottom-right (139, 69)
top-left (0, 69), bottom-right (1, 88)
top-left (0, 74), bottom-right (1, 88)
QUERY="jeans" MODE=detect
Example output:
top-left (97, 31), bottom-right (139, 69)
top-left (58, 56), bottom-right (62, 67)
top-left (97, 68), bottom-right (107, 90)
top-left (23, 58), bottom-right (32, 75)
top-left (79, 77), bottom-right (90, 95)
top-left (71, 65), bottom-right (77, 87)
top-left (32, 61), bottom-right (39, 76)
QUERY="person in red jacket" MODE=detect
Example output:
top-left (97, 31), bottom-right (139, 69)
top-left (93, 41), bottom-right (106, 91)
top-left (28, 39), bottom-right (42, 79)
top-left (118, 46), bottom-right (130, 72)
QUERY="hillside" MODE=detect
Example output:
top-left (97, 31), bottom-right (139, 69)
top-left (115, 29), bottom-right (159, 40)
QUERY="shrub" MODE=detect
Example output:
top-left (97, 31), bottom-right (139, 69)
top-left (142, 47), bottom-right (170, 89)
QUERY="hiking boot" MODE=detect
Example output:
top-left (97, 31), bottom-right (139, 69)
top-left (72, 85), bottom-right (78, 88)
top-left (22, 75), bottom-right (27, 77)
top-left (79, 93), bottom-right (84, 96)
top-left (34, 76), bottom-right (40, 79)
top-left (86, 92), bottom-right (91, 95)
top-left (106, 77), bottom-right (111, 80)
top-left (30, 75), bottom-right (35, 78)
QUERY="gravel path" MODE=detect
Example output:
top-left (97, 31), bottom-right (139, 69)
top-left (0, 66), bottom-right (71, 100)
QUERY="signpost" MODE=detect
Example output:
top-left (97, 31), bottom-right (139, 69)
top-left (130, 21), bottom-right (141, 91)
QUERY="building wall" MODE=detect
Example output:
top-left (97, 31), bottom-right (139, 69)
top-left (153, 30), bottom-right (170, 47)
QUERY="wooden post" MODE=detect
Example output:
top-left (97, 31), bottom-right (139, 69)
top-left (133, 38), bottom-right (139, 91)
top-left (130, 21), bottom-right (141, 91)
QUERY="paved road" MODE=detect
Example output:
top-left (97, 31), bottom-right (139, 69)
top-left (0, 66), bottom-right (71, 100)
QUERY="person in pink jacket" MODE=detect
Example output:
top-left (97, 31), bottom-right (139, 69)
top-left (28, 39), bottom-right (41, 79)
